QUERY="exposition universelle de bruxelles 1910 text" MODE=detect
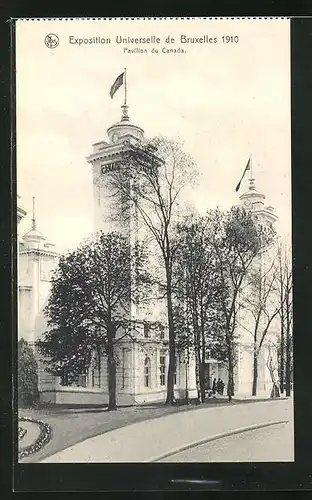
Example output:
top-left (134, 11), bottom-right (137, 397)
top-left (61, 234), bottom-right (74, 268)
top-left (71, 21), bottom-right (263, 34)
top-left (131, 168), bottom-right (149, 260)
top-left (68, 34), bottom-right (240, 53)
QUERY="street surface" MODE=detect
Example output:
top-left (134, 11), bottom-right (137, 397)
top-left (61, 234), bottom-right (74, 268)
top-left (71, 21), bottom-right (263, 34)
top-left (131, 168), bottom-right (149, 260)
top-left (159, 421), bottom-right (293, 462)
top-left (41, 398), bottom-right (293, 463)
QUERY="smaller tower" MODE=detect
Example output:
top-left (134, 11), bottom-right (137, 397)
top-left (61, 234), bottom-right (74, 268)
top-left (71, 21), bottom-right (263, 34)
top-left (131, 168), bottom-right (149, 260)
top-left (236, 172), bottom-right (279, 395)
top-left (239, 177), bottom-right (278, 227)
top-left (18, 198), bottom-right (59, 344)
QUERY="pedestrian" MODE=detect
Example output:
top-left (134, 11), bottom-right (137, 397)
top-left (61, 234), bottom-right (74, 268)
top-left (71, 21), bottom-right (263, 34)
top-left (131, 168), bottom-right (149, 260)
top-left (217, 378), bottom-right (221, 395)
top-left (221, 380), bottom-right (225, 396)
top-left (212, 378), bottom-right (217, 396)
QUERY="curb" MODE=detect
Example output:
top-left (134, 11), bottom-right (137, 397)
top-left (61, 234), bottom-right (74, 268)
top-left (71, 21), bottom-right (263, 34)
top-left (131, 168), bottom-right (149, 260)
top-left (27, 398), bottom-right (290, 463)
top-left (147, 419), bottom-right (289, 463)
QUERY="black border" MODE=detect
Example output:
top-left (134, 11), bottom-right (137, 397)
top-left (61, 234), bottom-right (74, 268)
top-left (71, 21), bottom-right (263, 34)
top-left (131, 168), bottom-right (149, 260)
top-left (2, 12), bottom-right (312, 493)
top-left (1, 6), bottom-right (15, 500)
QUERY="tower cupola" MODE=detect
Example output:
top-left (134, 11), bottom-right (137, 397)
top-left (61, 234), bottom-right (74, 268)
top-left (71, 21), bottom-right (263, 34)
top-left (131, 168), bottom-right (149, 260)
top-left (106, 105), bottom-right (144, 145)
top-left (22, 197), bottom-right (47, 246)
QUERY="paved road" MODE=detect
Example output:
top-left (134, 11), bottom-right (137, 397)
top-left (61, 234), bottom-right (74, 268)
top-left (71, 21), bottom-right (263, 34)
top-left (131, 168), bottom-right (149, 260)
top-left (159, 421), bottom-right (294, 462)
top-left (41, 398), bottom-right (293, 463)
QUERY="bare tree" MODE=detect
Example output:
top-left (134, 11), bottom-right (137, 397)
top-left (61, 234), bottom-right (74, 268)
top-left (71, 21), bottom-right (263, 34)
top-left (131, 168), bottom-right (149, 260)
top-left (210, 207), bottom-right (276, 401)
top-left (276, 244), bottom-right (293, 396)
top-left (102, 136), bottom-right (198, 404)
top-left (172, 213), bottom-right (227, 403)
top-left (240, 254), bottom-right (281, 396)
top-left (174, 303), bottom-right (192, 405)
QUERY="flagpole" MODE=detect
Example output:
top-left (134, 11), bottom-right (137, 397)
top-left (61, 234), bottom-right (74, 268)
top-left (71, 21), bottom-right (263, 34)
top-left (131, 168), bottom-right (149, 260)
top-left (250, 154), bottom-right (253, 180)
top-left (124, 67), bottom-right (127, 106)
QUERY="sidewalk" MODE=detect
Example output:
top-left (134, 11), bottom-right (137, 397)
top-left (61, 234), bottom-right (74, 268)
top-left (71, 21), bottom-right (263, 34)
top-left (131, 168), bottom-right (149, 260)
top-left (41, 398), bottom-right (292, 463)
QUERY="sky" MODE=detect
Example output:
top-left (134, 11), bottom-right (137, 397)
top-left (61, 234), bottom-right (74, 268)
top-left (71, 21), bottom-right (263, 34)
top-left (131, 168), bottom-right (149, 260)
top-left (16, 18), bottom-right (291, 254)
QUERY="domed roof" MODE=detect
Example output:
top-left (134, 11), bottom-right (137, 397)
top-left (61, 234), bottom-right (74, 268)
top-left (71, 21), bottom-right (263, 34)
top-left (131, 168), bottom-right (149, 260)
top-left (23, 227), bottom-right (46, 242)
top-left (107, 105), bottom-right (144, 142)
top-left (107, 117), bottom-right (144, 134)
top-left (22, 197), bottom-right (47, 244)
top-left (239, 178), bottom-right (265, 202)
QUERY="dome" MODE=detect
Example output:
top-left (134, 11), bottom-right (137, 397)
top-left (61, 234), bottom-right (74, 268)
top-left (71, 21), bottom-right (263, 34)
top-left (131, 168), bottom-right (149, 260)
top-left (107, 105), bottom-right (144, 143)
top-left (23, 227), bottom-right (46, 243)
top-left (21, 197), bottom-right (47, 245)
top-left (107, 119), bottom-right (144, 136)
top-left (239, 178), bottom-right (265, 203)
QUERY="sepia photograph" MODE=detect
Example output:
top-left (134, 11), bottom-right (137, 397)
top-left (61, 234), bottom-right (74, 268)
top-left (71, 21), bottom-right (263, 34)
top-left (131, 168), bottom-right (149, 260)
top-left (15, 17), bottom-right (293, 464)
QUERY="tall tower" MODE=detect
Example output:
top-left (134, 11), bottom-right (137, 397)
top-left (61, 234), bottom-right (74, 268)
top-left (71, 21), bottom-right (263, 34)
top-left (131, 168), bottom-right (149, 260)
top-left (86, 103), bottom-right (144, 234)
top-left (86, 97), bottom-right (146, 325)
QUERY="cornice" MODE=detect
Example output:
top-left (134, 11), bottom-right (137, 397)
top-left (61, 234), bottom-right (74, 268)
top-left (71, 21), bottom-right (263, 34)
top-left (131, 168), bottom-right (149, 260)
top-left (86, 150), bottom-right (122, 164)
top-left (19, 248), bottom-right (59, 258)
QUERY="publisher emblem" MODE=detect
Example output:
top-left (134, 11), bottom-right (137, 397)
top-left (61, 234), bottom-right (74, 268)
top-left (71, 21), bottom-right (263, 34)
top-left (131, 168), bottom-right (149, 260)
top-left (44, 33), bottom-right (59, 49)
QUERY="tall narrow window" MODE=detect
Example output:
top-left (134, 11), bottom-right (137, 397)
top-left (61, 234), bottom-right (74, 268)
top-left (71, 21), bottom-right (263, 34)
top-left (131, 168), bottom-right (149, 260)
top-left (60, 373), bottom-right (71, 386)
top-left (159, 325), bottom-right (165, 340)
top-left (91, 350), bottom-right (101, 388)
top-left (77, 372), bottom-right (87, 388)
top-left (121, 348), bottom-right (126, 389)
top-left (144, 357), bottom-right (151, 387)
top-left (144, 323), bottom-right (150, 338)
top-left (160, 354), bottom-right (166, 386)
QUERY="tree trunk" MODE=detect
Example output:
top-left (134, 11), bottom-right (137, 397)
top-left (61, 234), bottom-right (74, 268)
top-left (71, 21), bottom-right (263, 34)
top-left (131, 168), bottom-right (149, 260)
top-left (227, 353), bottom-right (233, 402)
top-left (106, 341), bottom-right (117, 411)
top-left (279, 310), bottom-right (285, 394)
top-left (185, 356), bottom-right (189, 405)
top-left (194, 344), bottom-right (201, 402)
top-left (199, 304), bottom-right (206, 403)
top-left (285, 330), bottom-right (291, 396)
top-left (285, 288), bottom-right (291, 397)
top-left (252, 349), bottom-right (258, 396)
top-left (199, 362), bottom-right (206, 403)
top-left (227, 368), bottom-right (234, 401)
top-left (230, 370), bottom-right (235, 396)
top-left (191, 293), bottom-right (201, 403)
top-left (226, 329), bottom-right (234, 401)
top-left (165, 262), bottom-right (176, 405)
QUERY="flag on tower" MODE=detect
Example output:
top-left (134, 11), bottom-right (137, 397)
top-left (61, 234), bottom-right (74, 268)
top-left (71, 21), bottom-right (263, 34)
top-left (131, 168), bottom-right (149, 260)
top-left (110, 71), bottom-right (125, 99)
top-left (235, 156), bottom-right (251, 192)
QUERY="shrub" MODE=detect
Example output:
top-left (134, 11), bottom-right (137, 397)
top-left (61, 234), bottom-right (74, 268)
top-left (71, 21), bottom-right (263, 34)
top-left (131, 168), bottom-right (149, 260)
top-left (18, 338), bottom-right (39, 407)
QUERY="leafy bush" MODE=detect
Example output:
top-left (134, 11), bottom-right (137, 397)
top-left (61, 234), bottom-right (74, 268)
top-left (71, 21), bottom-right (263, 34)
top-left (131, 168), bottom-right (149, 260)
top-left (18, 338), bottom-right (39, 407)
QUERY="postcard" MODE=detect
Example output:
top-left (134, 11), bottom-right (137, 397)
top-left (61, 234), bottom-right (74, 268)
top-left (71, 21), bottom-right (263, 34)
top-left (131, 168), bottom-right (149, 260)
top-left (15, 17), bottom-right (293, 465)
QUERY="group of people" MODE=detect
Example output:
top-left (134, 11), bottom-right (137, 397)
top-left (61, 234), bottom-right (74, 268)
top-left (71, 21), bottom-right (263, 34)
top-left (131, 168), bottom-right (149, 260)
top-left (212, 377), bottom-right (225, 396)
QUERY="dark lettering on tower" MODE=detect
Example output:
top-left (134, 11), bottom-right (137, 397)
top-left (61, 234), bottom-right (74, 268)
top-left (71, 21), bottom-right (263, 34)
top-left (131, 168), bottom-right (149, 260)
top-left (101, 162), bottom-right (121, 174)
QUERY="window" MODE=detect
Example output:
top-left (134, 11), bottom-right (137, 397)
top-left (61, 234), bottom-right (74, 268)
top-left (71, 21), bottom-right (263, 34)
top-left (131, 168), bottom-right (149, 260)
top-left (160, 355), bottom-right (166, 386)
top-left (144, 323), bottom-right (151, 338)
top-left (77, 372), bottom-right (87, 387)
top-left (144, 357), bottom-right (151, 387)
top-left (60, 373), bottom-right (71, 386)
top-left (91, 351), bottom-right (101, 388)
top-left (60, 371), bottom-right (87, 387)
top-left (159, 325), bottom-right (165, 340)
